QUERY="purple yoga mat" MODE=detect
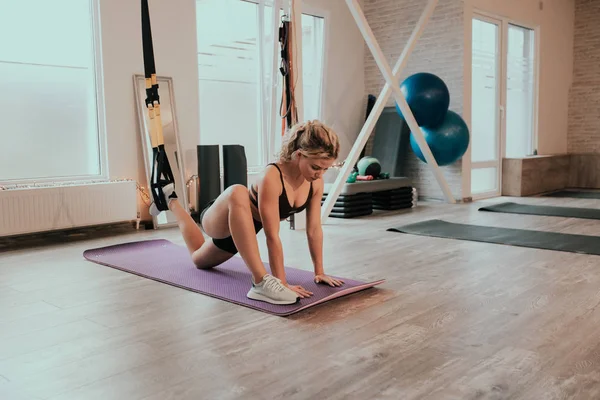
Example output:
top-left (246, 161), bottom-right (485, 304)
top-left (83, 239), bottom-right (384, 316)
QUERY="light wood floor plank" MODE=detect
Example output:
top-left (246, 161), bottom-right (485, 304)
top-left (2, 195), bottom-right (600, 399)
top-left (45, 347), bottom-right (216, 400)
top-left (10, 342), bottom-right (160, 399)
top-left (0, 301), bottom-right (60, 324)
top-left (0, 320), bottom-right (107, 361)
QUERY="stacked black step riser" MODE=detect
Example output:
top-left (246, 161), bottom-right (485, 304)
top-left (321, 192), bottom-right (373, 219)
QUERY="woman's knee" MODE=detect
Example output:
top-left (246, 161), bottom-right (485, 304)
top-left (192, 241), bottom-right (234, 269)
top-left (225, 184), bottom-right (250, 208)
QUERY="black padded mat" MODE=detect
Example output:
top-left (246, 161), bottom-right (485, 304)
top-left (542, 190), bottom-right (600, 199)
top-left (479, 202), bottom-right (600, 220)
top-left (387, 219), bottom-right (600, 255)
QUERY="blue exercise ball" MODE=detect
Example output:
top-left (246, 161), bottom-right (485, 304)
top-left (395, 72), bottom-right (450, 128)
top-left (409, 110), bottom-right (470, 166)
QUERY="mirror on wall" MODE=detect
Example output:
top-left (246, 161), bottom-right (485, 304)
top-left (133, 74), bottom-right (189, 228)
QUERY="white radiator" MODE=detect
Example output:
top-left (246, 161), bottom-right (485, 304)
top-left (0, 180), bottom-right (138, 237)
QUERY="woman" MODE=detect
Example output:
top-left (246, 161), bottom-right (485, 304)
top-left (150, 120), bottom-right (344, 305)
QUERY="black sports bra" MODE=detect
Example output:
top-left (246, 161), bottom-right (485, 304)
top-left (250, 163), bottom-right (313, 220)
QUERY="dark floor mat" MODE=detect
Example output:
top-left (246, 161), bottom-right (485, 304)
top-left (479, 202), bottom-right (600, 220)
top-left (542, 190), bottom-right (600, 199)
top-left (387, 219), bottom-right (600, 255)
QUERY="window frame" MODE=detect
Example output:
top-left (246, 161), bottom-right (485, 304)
top-left (0, 0), bottom-right (108, 187)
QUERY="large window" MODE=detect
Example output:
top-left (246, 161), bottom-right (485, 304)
top-left (196, 0), bottom-right (326, 170)
top-left (0, 0), bottom-right (104, 184)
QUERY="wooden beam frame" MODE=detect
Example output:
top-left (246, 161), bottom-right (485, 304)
top-left (321, 0), bottom-right (456, 222)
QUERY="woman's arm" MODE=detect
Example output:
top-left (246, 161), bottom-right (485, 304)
top-left (306, 179), bottom-right (345, 287)
top-left (306, 179), bottom-right (325, 276)
top-left (257, 167), bottom-right (287, 283)
top-left (258, 168), bottom-right (313, 298)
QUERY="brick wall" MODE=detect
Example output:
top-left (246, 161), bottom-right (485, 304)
top-left (567, 0), bottom-right (600, 153)
top-left (361, 0), bottom-right (465, 200)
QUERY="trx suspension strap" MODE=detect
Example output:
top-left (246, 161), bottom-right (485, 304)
top-left (279, 7), bottom-right (298, 135)
top-left (279, 17), bottom-right (292, 129)
top-left (142, 0), bottom-right (176, 212)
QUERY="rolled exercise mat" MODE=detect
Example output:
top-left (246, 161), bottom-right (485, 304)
top-left (83, 239), bottom-right (384, 317)
top-left (197, 145), bottom-right (221, 212)
top-left (357, 94), bottom-right (377, 162)
top-left (223, 144), bottom-right (248, 189)
top-left (542, 190), bottom-right (600, 199)
top-left (387, 219), bottom-right (600, 256)
top-left (479, 202), bottom-right (600, 220)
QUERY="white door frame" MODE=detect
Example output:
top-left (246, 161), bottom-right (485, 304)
top-left (471, 12), bottom-right (503, 200)
top-left (471, 10), bottom-right (540, 200)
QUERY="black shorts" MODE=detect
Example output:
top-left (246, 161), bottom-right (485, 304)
top-left (199, 199), bottom-right (263, 255)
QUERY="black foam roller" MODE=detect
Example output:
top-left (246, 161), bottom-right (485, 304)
top-left (223, 145), bottom-right (248, 189)
top-left (197, 145), bottom-right (221, 212)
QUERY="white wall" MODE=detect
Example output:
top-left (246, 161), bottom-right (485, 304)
top-left (467, 0), bottom-right (575, 155)
top-left (303, 0), bottom-right (365, 171)
top-left (99, 0), bottom-right (200, 219)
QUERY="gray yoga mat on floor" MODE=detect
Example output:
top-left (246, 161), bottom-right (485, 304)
top-left (83, 239), bottom-right (384, 317)
top-left (542, 190), bottom-right (600, 199)
top-left (479, 202), bottom-right (600, 220)
top-left (387, 219), bottom-right (600, 255)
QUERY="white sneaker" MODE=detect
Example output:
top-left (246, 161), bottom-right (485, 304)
top-left (247, 274), bottom-right (300, 305)
top-left (149, 183), bottom-right (177, 216)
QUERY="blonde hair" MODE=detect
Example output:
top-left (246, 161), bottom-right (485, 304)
top-left (278, 120), bottom-right (340, 162)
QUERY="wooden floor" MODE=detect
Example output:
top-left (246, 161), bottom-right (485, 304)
top-left (2, 194), bottom-right (600, 399)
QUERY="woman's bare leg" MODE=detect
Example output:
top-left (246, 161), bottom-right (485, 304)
top-left (160, 184), bottom-right (297, 304)
top-left (168, 199), bottom-right (235, 270)
top-left (200, 185), bottom-right (268, 283)
top-left (168, 200), bottom-right (206, 254)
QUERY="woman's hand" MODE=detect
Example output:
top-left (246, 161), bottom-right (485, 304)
top-left (286, 284), bottom-right (313, 299)
top-left (314, 274), bottom-right (345, 287)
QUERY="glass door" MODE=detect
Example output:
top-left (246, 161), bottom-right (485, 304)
top-left (470, 14), bottom-right (538, 199)
top-left (471, 15), bottom-right (502, 198)
top-left (505, 23), bottom-right (536, 158)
